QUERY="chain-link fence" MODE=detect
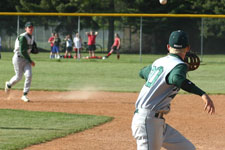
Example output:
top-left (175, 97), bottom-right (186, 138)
top-left (1, 13), bottom-right (225, 55)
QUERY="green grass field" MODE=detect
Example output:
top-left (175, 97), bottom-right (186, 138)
top-left (0, 52), bottom-right (225, 150)
top-left (0, 52), bottom-right (225, 94)
top-left (0, 109), bottom-right (113, 150)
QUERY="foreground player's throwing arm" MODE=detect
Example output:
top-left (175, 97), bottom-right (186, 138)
top-left (5, 22), bottom-right (38, 102)
top-left (131, 30), bottom-right (215, 150)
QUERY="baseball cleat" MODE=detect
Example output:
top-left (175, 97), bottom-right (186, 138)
top-left (5, 81), bottom-right (10, 93)
top-left (21, 95), bottom-right (30, 102)
top-left (102, 56), bottom-right (108, 60)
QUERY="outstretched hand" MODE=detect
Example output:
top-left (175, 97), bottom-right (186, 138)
top-left (201, 94), bottom-right (215, 115)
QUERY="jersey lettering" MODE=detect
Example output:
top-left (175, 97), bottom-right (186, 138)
top-left (145, 66), bottom-right (163, 87)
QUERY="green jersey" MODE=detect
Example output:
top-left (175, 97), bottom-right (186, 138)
top-left (136, 54), bottom-right (205, 112)
top-left (14, 32), bottom-right (34, 63)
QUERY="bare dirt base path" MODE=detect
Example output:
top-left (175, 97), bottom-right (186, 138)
top-left (0, 90), bottom-right (225, 150)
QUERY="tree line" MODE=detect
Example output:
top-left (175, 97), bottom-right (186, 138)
top-left (0, 0), bottom-right (225, 53)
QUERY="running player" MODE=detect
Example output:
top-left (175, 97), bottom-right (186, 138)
top-left (104, 33), bottom-right (121, 59)
top-left (131, 30), bottom-right (215, 150)
top-left (5, 22), bottom-right (37, 102)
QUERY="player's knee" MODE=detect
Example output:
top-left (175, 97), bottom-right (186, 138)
top-left (24, 72), bottom-right (32, 79)
top-left (15, 74), bottom-right (23, 82)
top-left (26, 74), bottom-right (32, 80)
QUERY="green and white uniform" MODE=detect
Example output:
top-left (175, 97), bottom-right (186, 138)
top-left (132, 54), bottom-right (204, 150)
top-left (8, 32), bottom-right (34, 95)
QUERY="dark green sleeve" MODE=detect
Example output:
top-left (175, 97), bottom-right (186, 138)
top-left (139, 65), bottom-right (152, 81)
top-left (181, 79), bottom-right (206, 96)
top-left (19, 36), bottom-right (32, 63)
top-left (167, 63), bottom-right (206, 96)
top-left (167, 64), bottom-right (187, 88)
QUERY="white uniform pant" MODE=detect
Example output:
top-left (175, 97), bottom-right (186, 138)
top-left (9, 54), bottom-right (32, 94)
top-left (131, 109), bottom-right (195, 150)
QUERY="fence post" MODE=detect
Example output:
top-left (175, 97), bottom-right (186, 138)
top-left (77, 16), bottom-right (80, 59)
top-left (17, 16), bottom-right (20, 36)
top-left (200, 17), bottom-right (204, 61)
top-left (139, 17), bottom-right (143, 63)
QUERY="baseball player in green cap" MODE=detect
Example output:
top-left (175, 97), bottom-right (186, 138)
top-left (131, 30), bottom-right (215, 150)
top-left (5, 21), bottom-right (36, 102)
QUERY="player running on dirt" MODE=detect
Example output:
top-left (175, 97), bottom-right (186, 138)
top-left (5, 22), bottom-right (37, 102)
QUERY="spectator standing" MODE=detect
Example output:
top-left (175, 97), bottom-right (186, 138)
top-left (64, 34), bottom-right (73, 58)
top-left (52, 33), bottom-right (61, 59)
top-left (73, 33), bottom-right (82, 59)
top-left (86, 31), bottom-right (98, 57)
top-left (48, 32), bottom-right (55, 59)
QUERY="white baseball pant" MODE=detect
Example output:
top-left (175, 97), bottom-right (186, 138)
top-left (8, 54), bottom-right (32, 94)
top-left (131, 108), bottom-right (195, 150)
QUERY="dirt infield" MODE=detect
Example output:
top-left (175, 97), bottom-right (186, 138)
top-left (0, 90), bottom-right (225, 150)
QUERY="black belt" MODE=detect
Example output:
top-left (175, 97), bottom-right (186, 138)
top-left (155, 112), bottom-right (164, 119)
top-left (17, 55), bottom-right (23, 58)
top-left (134, 109), bottom-right (164, 119)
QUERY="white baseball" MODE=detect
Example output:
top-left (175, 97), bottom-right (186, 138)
top-left (159, 0), bottom-right (167, 5)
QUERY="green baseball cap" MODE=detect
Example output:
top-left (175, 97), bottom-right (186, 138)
top-left (25, 21), bottom-right (33, 27)
top-left (169, 30), bottom-right (189, 49)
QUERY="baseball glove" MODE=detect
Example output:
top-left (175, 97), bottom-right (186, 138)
top-left (31, 41), bottom-right (39, 54)
top-left (184, 52), bottom-right (200, 71)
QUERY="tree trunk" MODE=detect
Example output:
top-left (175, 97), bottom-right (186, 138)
top-left (108, 18), bottom-right (114, 51)
top-left (107, 0), bottom-right (115, 51)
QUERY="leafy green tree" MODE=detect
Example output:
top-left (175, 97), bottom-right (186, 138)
top-left (2, 0), bottom-right (225, 53)
top-left (122, 0), bottom-right (225, 53)
top-left (0, 0), bottom-right (20, 35)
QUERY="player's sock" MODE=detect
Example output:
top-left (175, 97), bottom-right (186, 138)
top-left (7, 83), bottom-right (11, 88)
top-left (107, 52), bottom-right (112, 57)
